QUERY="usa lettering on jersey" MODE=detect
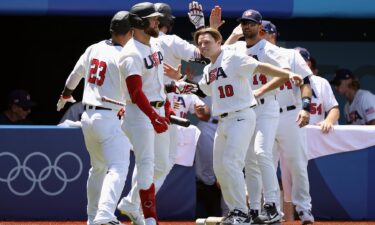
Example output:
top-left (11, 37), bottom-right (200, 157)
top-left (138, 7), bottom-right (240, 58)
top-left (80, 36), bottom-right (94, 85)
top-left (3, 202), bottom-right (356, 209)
top-left (347, 110), bottom-right (363, 123)
top-left (365, 106), bottom-right (375, 115)
top-left (144, 51), bottom-right (163, 69)
top-left (206, 67), bottom-right (227, 85)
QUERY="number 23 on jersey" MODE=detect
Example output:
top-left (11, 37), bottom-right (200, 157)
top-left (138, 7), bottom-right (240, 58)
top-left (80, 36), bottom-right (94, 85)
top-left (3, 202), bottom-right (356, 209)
top-left (88, 58), bottom-right (107, 86)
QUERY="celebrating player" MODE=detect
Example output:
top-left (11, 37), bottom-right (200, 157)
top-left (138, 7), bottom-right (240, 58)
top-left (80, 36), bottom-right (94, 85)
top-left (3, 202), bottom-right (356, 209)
top-left (259, 20), bottom-right (315, 224)
top-left (56, 11), bottom-right (133, 225)
top-left (295, 47), bottom-right (340, 132)
top-left (223, 10), bottom-right (298, 223)
top-left (165, 27), bottom-right (303, 225)
top-left (115, 3), bottom-right (173, 225)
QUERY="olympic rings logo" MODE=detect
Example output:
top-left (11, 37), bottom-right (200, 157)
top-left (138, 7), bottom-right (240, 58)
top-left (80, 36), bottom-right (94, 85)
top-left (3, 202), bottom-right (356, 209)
top-left (0, 152), bottom-right (83, 196)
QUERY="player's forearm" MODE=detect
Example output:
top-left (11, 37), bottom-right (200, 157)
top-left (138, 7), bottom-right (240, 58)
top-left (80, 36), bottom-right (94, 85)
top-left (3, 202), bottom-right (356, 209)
top-left (224, 33), bottom-right (241, 45)
top-left (257, 77), bottom-right (289, 95)
top-left (126, 75), bottom-right (158, 119)
top-left (325, 106), bottom-right (340, 124)
top-left (300, 84), bottom-right (312, 99)
top-left (256, 63), bottom-right (292, 80)
top-left (65, 72), bottom-right (83, 91)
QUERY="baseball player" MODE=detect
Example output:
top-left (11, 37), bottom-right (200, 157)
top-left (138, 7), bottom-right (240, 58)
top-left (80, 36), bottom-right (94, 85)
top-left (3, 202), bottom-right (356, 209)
top-left (56, 11), bottom-right (133, 225)
top-left (145, 2), bottom-right (208, 195)
top-left (165, 27), bottom-right (303, 225)
top-left (331, 68), bottom-right (375, 125)
top-left (223, 10), bottom-right (300, 223)
top-left (259, 20), bottom-right (315, 225)
top-left (295, 47), bottom-right (340, 132)
top-left (115, 3), bottom-right (177, 225)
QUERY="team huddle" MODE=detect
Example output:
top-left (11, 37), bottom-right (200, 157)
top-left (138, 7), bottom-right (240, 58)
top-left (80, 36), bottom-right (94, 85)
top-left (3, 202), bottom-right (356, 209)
top-left (56, 1), bottom-right (340, 225)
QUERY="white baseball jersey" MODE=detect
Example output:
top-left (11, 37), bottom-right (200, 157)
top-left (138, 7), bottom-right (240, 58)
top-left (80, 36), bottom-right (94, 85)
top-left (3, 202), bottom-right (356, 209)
top-left (309, 75), bottom-right (339, 125)
top-left (118, 38), bottom-right (166, 103)
top-left (65, 40), bottom-right (125, 110)
top-left (64, 39), bottom-right (132, 224)
top-left (276, 47), bottom-right (312, 107)
top-left (157, 32), bottom-right (201, 83)
top-left (167, 93), bottom-right (204, 118)
top-left (227, 39), bottom-right (290, 98)
top-left (198, 47), bottom-right (258, 116)
top-left (166, 93), bottom-right (204, 167)
top-left (344, 89), bottom-right (375, 125)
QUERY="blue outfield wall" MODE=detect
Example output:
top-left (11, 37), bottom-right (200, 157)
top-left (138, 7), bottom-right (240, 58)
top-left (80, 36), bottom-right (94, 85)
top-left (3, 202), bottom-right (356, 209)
top-left (1, 0), bottom-right (375, 18)
top-left (0, 126), bottom-right (375, 220)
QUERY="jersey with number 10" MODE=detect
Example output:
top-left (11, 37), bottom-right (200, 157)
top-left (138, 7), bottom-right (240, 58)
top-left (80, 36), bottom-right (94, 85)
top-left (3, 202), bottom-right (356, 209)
top-left (198, 48), bottom-right (258, 116)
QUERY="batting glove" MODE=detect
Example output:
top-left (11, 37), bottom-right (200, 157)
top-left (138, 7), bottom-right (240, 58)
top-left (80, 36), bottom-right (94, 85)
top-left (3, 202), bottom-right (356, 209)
top-left (57, 95), bottom-right (76, 111)
top-left (150, 112), bottom-right (169, 133)
top-left (188, 1), bottom-right (205, 30)
top-left (173, 79), bottom-right (198, 94)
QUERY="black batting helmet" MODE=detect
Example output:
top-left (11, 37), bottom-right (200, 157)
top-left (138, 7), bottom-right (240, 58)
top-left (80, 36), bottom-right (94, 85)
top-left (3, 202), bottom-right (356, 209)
top-left (155, 3), bottom-right (175, 29)
top-left (110, 11), bottom-right (132, 35)
top-left (130, 2), bottom-right (163, 29)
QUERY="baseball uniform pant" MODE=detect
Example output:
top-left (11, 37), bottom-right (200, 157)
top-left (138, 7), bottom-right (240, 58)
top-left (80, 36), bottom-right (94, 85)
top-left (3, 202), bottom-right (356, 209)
top-left (119, 104), bottom-right (170, 210)
top-left (154, 124), bottom-right (178, 193)
top-left (245, 97), bottom-right (280, 210)
top-left (213, 107), bottom-right (256, 212)
top-left (274, 106), bottom-right (311, 212)
top-left (81, 110), bottom-right (131, 224)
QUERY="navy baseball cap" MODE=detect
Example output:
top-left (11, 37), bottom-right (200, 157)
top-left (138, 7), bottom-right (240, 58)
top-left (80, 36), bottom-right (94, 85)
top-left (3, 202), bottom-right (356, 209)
top-left (262, 20), bottom-right (277, 33)
top-left (330, 68), bottom-right (355, 85)
top-left (8, 89), bottom-right (35, 108)
top-left (237, 9), bottom-right (262, 24)
top-left (295, 47), bottom-right (311, 62)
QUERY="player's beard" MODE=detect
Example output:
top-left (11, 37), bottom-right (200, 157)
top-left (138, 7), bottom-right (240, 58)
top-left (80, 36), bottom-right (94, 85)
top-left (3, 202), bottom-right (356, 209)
top-left (145, 27), bottom-right (159, 38)
top-left (243, 29), bottom-right (258, 40)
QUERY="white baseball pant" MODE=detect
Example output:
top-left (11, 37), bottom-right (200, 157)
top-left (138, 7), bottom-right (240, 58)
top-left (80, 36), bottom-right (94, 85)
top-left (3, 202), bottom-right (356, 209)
top-left (245, 96), bottom-right (280, 211)
top-left (81, 109), bottom-right (131, 224)
top-left (213, 107), bottom-right (256, 212)
top-left (120, 103), bottom-right (170, 209)
top-left (273, 106), bottom-right (311, 212)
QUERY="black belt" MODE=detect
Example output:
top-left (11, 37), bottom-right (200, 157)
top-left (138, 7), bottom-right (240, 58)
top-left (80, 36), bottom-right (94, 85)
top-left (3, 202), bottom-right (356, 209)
top-left (279, 105), bottom-right (296, 113)
top-left (84, 105), bottom-right (112, 111)
top-left (220, 105), bottom-right (256, 119)
top-left (150, 101), bottom-right (165, 108)
top-left (257, 95), bottom-right (277, 105)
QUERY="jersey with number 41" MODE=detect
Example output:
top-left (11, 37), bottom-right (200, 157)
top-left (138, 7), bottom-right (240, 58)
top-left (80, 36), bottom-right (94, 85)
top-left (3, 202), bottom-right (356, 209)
top-left (65, 40), bottom-right (125, 110)
top-left (198, 48), bottom-right (258, 116)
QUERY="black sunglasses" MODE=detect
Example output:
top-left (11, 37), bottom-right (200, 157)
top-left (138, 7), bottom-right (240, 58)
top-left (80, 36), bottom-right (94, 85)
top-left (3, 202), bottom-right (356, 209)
top-left (240, 21), bottom-right (258, 27)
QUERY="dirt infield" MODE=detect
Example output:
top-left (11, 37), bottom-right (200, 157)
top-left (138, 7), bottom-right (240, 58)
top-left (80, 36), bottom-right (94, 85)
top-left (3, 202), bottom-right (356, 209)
top-left (1, 221), bottom-right (375, 225)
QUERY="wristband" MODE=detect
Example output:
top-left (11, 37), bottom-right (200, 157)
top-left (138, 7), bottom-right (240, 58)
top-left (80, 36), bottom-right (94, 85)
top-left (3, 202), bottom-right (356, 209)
top-left (302, 97), bottom-right (311, 112)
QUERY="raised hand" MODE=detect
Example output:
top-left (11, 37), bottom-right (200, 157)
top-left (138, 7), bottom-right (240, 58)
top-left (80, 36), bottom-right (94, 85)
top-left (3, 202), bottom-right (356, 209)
top-left (210, 5), bottom-right (225, 29)
top-left (188, 1), bottom-right (205, 29)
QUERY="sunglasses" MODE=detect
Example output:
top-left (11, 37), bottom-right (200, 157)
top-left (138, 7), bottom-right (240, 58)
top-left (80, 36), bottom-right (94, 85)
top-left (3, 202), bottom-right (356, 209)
top-left (240, 21), bottom-right (258, 27)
